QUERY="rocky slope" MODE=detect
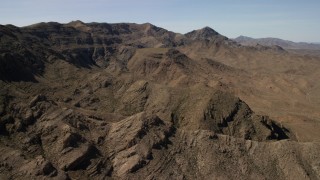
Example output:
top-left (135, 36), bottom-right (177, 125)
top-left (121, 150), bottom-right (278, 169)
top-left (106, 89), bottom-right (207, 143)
top-left (1, 21), bottom-right (320, 179)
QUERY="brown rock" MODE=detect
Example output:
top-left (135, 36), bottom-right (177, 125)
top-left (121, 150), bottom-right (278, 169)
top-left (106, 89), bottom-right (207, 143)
top-left (29, 95), bottom-right (46, 107)
top-left (58, 144), bottom-right (97, 171)
top-left (19, 156), bottom-right (57, 177)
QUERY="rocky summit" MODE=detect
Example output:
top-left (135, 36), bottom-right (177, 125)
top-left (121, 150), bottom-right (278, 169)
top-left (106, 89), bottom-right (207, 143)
top-left (0, 21), bottom-right (320, 179)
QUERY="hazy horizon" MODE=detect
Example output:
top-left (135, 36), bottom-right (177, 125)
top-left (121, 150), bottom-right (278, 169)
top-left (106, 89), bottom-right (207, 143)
top-left (1, 0), bottom-right (319, 42)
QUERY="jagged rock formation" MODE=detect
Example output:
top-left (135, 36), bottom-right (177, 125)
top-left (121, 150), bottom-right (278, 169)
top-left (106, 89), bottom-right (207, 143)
top-left (1, 21), bottom-right (320, 179)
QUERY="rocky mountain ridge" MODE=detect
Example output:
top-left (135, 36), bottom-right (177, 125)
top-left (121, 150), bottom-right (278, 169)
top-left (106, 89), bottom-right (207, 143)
top-left (1, 21), bottom-right (320, 179)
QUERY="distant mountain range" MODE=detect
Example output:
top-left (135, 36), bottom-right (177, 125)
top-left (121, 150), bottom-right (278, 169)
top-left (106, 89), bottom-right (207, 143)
top-left (233, 35), bottom-right (320, 50)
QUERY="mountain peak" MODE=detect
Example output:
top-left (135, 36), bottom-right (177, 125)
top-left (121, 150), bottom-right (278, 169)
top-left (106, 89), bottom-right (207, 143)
top-left (234, 35), bottom-right (254, 42)
top-left (67, 20), bottom-right (85, 26)
top-left (237, 35), bottom-right (249, 38)
top-left (200, 26), bottom-right (218, 33)
top-left (66, 20), bottom-right (91, 32)
top-left (185, 26), bottom-right (221, 41)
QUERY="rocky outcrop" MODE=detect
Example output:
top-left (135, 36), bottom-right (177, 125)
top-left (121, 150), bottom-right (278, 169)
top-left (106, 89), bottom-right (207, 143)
top-left (203, 91), bottom-right (292, 141)
top-left (118, 80), bottom-right (149, 115)
top-left (105, 112), bottom-right (174, 178)
top-left (19, 156), bottom-right (57, 177)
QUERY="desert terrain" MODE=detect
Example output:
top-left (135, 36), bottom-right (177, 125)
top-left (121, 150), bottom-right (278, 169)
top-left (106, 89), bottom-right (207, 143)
top-left (0, 21), bottom-right (320, 179)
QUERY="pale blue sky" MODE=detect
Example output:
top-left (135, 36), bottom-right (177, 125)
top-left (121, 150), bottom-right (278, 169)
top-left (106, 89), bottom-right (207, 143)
top-left (1, 0), bottom-right (319, 42)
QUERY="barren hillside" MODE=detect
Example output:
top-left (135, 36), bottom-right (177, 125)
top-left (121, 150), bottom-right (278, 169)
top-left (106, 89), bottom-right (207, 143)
top-left (0, 21), bottom-right (320, 179)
